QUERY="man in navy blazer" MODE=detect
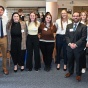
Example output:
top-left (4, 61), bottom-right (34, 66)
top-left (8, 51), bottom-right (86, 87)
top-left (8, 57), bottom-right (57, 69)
top-left (65, 12), bottom-right (87, 81)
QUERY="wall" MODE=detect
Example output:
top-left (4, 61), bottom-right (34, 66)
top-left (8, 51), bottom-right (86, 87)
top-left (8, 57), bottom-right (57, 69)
top-left (0, 0), bottom-right (5, 6)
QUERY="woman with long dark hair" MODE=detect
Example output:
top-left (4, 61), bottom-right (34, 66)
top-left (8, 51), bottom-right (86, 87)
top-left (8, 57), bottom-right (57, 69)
top-left (38, 12), bottom-right (57, 71)
top-left (7, 12), bottom-right (27, 72)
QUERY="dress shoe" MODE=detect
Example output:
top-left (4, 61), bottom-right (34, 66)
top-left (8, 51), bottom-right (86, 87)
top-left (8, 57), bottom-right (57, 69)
top-left (63, 65), bottom-right (67, 71)
top-left (14, 70), bottom-right (17, 72)
top-left (63, 68), bottom-right (67, 71)
top-left (65, 73), bottom-right (72, 78)
top-left (56, 67), bottom-right (60, 70)
top-left (21, 66), bottom-right (24, 71)
top-left (76, 76), bottom-right (81, 81)
top-left (28, 69), bottom-right (32, 71)
top-left (3, 68), bottom-right (9, 75)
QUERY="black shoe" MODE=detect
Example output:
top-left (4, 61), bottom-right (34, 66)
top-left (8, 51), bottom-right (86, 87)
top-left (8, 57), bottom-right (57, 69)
top-left (56, 68), bottom-right (60, 70)
top-left (35, 68), bottom-right (38, 71)
top-left (63, 68), bottom-right (67, 71)
top-left (21, 69), bottom-right (24, 71)
top-left (14, 70), bottom-right (17, 72)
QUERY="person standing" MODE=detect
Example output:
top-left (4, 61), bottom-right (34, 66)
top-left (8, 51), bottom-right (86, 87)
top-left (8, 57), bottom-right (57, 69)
top-left (0, 6), bottom-right (9, 75)
top-left (65, 12), bottom-right (87, 81)
top-left (26, 12), bottom-right (41, 71)
top-left (7, 12), bottom-right (27, 72)
top-left (38, 12), bottom-right (57, 71)
top-left (55, 10), bottom-right (72, 71)
top-left (80, 11), bottom-right (88, 73)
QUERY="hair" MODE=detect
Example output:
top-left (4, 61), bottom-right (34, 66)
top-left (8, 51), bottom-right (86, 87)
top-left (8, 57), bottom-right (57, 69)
top-left (7, 12), bottom-right (20, 30)
top-left (80, 11), bottom-right (88, 25)
top-left (28, 12), bottom-right (38, 26)
top-left (0, 5), bottom-right (5, 11)
top-left (18, 9), bottom-right (23, 13)
top-left (61, 9), bottom-right (68, 30)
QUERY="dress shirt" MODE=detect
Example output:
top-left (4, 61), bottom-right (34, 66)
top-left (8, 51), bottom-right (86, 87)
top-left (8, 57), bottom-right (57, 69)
top-left (0, 15), bottom-right (8, 36)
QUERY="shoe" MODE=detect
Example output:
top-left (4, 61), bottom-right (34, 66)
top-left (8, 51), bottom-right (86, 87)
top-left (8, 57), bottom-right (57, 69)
top-left (3, 68), bottom-right (9, 75)
top-left (56, 64), bottom-right (60, 70)
top-left (14, 65), bottom-right (17, 72)
top-left (76, 76), bottom-right (81, 81)
top-left (44, 66), bottom-right (51, 72)
top-left (14, 70), bottom-right (17, 72)
top-left (81, 68), bottom-right (86, 73)
top-left (21, 66), bottom-right (24, 71)
top-left (63, 65), bottom-right (67, 71)
top-left (65, 73), bottom-right (72, 78)
top-left (63, 68), bottom-right (67, 71)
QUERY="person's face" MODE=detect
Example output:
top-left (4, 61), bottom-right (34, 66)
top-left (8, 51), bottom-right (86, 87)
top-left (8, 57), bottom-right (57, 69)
top-left (81, 12), bottom-right (87, 21)
top-left (45, 15), bottom-right (51, 23)
top-left (0, 8), bottom-right (4, 16)
top-left (61, 10), bottom-right (67, 19)
top-left (72, 12), bottom-right (80, 23)
top-left (13, 14), bottom-right (20, 22)
top-left (30, 13), bottom-right (36, 22)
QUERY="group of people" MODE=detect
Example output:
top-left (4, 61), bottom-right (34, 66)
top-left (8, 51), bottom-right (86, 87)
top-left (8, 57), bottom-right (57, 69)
top-left (0, 5), bottom-right (88, 82)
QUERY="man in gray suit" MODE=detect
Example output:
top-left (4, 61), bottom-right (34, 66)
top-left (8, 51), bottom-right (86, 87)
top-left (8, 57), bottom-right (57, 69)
top-left (65, 12), bottom-right (87, 81)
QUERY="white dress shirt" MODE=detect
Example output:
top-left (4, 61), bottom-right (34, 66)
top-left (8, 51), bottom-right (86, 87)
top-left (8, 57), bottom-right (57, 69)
top-left (1, 15), bottom-right (8, 36)
top-left (55, 18), bottom-right (72, 35)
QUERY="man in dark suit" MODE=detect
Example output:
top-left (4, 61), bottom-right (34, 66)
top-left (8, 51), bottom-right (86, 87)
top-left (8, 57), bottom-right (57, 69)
top-left (65, 12), bottom-right (87, 81)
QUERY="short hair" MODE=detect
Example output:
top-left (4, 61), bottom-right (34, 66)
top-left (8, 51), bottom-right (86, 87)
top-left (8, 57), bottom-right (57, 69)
top-left (0, 5), bottom-right (5, 11)
top-left (18, 9), bottom-right (23, 12)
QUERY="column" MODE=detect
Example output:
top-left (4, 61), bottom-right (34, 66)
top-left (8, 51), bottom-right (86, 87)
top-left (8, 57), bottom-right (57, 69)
top-left (46, 0), bottom-right (58, 22)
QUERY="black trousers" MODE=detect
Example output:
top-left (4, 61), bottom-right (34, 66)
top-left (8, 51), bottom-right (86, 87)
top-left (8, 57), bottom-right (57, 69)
top-left (40, 41), bottom-right (54, 67)
top-left (26, 35), bottom-right (41, 69)
top-left (20, 50), bottom-right (26, 66)
top-left (11, 38), bottom-right (22, 66)
top-left (67, 50), bottom-right (83, 76)
top-left (56, 34), bottom-right (67, 65)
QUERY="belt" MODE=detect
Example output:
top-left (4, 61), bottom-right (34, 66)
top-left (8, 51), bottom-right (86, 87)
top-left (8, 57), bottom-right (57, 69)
top-left (0, 35), bottom-right (7, 38)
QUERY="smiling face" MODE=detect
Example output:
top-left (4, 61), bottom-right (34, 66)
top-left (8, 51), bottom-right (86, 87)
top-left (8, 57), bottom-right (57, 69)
top-left (80, 12), bottom-right (87, 21)
top-left (45, 15), bottom-right (52, 23)
top-left (30, 12), bottom-right (36, 22)
top-left (61, 10), bottom-right (68, 19)
top-left (13, 14), bottom-right (20, 22)
top-left (0, 7), bottom-right (4, 16)
top-left (72, 12), bottom-right (80, 23)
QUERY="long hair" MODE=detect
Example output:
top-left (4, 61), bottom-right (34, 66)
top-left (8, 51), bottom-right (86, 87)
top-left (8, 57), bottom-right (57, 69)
top-left (28, 12), bottom-right (38, 26)
top-left (7, 12), bottom-right (20, 30)
top-left (80, 11), bottom-right (88, 25)
top-left (60, 10), bottom-right (68, 30)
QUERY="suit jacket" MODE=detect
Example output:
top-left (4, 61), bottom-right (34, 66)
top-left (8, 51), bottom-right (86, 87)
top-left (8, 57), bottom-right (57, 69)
top-left (65, 22), bottom-right (87, 52)
top-left (7, 21), bottom-right (27, 51)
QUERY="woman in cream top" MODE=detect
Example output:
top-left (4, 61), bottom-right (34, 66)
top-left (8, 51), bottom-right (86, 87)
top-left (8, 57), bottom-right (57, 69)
top-left (26, 12), bottom-right (41, 71)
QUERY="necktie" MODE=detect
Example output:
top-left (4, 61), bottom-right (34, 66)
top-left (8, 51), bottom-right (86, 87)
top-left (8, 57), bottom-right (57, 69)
top-left (73, 23), bottom-right (77, 31)
top-left (0, 17), bottom-right (3, 38)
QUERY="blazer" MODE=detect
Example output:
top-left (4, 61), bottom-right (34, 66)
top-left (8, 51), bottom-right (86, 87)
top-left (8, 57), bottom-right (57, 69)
top-left (7, 21), bottom-right (27, 51)
top-left (65, 22), bottom-right (87, 52)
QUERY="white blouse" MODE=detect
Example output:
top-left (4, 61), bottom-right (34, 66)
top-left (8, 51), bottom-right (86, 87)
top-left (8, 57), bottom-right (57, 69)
top-left (55, 18), bottom-right (72, 35)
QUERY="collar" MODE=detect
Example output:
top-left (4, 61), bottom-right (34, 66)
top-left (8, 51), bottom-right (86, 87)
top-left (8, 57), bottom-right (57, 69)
top-left (73, 22), bottom-right (79, 26)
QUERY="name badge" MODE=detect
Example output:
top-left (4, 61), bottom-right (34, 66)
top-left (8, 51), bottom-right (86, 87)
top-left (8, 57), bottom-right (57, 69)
top-left (33, 28), bottom-right (37, 30)
top-left (21, 29), bottom-right (24, 33)
top-left (69, 29), bottom-right (73, 32)
top-left (43, 28), bottom-right (47, 31)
